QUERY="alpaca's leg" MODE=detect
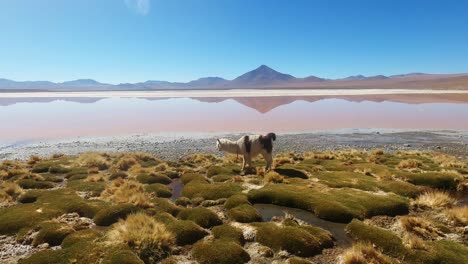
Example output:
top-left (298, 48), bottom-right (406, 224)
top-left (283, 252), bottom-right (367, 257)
top-left (263, 152), bottom-right (273, 172)
top-left (247, 155), bottom-right (253, 168)
top-left (241, 155), bottom-right (246, 170)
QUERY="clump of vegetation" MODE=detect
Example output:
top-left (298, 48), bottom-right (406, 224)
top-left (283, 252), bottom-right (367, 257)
top-left (136, 173), bottom-right (172, 185)
top-left (145, 183), bottom-right (172, 198)
top-left (182, 180), bottom-right (242, 200)
top-left (33, 221), bottom-right (75, 246)
top-left (107, 212), bottom-right (175, 263)
top-left (191, 240), bottom-right (250, 264)
top-left (274, 166), bottom-right (308, 179)
top-left (341, 242), bottom-right (395, 264)
top-left (249, 184), bottom-right (409, 222)
top-left (253, 222), bottom-right (333, 257)
top-left (109, 171), bottom-right (128, 180)
top-left (212, 224), bottom-right (245, 245)
top-left (264, 171), bottom-right (285, 183)
top-left (0, 182), bottom-right (24, 203)
top-left (17, 179), bottom-right (54, 189)
top-left (396, 171), bottom-right (462, 189)
top-left (444, 206), bottom-right (468, 226)
top-left (397, 159), bottom-right (422, 170)
top-left (101, 179), bottom-right (154, 208)
top-left (227, 204), bottom-right (262, 223)
top-left (94, 203), bottom-right (140, 226)
top-left (116, 156), bottom-right (138, 171)
top-left (61, 229), bottom-right (102, 248)
top-left (412, 190), bottom-right (457, 209)
top-left (399, 216), bottom-right (444, 240)
top-left (224, 194), bottom-right (251, 210)
top-left (77, 152), bottom-right (110, 170)
top-left (180, 173), bottom-right (207, 184)
top-left (177, 207), bottom-right (222, 228)
top-left (165, 220), bottom-right (208, 246)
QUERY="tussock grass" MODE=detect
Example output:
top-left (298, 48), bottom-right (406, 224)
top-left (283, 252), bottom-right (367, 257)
top-left (444, 206), bottom-right (468, 225)
top-left (264, 171), bottom-right (284, 183)
top-left (77, 152), bottom-right (110, 170)
top-left (341, 242), bottom-right (395, 264)
top-left (402, 233), bottom-right (426, 250)
top-left (116, 156), bottom-right (138, 171)
top-left (101, 179), bottom-right (153, 208)
top-left (27, 155), bottom-right (42, 165)
top-left (397, 159), bottom-right (422, 170)
top-left (108, 212), bottom-right (175, 263)
top-left (399, 216), bottom-right (444, 239)
top-left (0, 182), bottom-right (24, 203)
top-left (412, 191), bottom-right (457, 209)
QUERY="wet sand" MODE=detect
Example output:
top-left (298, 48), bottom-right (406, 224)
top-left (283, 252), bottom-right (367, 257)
top-left (1, 130), bottom-right (467, 161)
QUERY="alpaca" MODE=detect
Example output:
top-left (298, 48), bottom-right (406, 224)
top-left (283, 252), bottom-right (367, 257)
top-left (216, 133), bottom-right (276, 172)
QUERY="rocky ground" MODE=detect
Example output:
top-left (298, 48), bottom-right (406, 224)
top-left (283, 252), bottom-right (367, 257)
top-left (1, 130), bottom-right (467, 161)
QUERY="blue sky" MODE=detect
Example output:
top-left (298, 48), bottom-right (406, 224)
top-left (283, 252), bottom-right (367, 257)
top-left (1, 0), bottom-right (468, 84)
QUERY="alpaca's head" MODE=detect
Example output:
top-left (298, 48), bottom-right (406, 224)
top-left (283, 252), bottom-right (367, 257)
top-left (216, 139), bottom-right (222, 151)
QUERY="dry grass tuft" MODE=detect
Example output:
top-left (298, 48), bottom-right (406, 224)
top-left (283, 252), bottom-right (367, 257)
top-left (0, 182), bottom-right (24, 203)
top-left (353, 168), bottom-right (373, 176)
top-left (256, 167), bottom-right (265, 177)
top-left (341, 242), bottom-right (395, 264)
top-left (444, 206), bottom-right (468, 226)
top-left (397, 159), bottom-right (422, 170)
top-left (413, 191), bottom-right (457, 209)
top-left (117, 156), bottom-right (138, 171)
top-left (399, 216), bottom-right (444, 240)
top-left (154, 163), bottom-right (168, 172)
top-left (232, 175), bottom-right (244, 183)
top-left (264, 171), bottom-right (284, 184)
top-left (78, 152), bottom-right (110, 170)
top-left (402, 233), bottom-right (426, 250)
top-left (101, 179), bottom-right (153, 208)
top-left (86, 174), bottom-right (105, 182)
top-left (431, 153), bottom-right (466, 169)
top-left (108, 212), bottom-right (175, 262)
top-left (274, 156), bottom-right (294, 166)
top-left (27, 155), bottom-right (42, 165)
top-left (371, 149), bottom-right (384, 156)
top-left (21, 173), bottom-right (45, 181)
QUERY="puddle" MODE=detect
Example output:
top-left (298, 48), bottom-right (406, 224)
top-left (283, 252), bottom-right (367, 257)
top-left (169, 178), bottom-right (183, 201)
top-left (254, 203), bottom-right (352, 246)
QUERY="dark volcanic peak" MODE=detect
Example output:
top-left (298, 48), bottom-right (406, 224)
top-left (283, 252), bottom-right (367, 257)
top-left (231, 65), bottom-right (296, 86)
top-left (366, 75), bottom-right (389, 80)
top-left (301, 75), bottom-right (326, 82)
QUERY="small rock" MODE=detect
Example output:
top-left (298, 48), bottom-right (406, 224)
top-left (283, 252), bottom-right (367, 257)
top-left (277, 250), bottom-right (290, 258)
top-left (404, 144), bottom-right (411, 147)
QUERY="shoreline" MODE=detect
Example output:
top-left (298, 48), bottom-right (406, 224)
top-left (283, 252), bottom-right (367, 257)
top-left (1, 89), bottom-right (468, 98)
top-left (2, 130), bottom-right (467, 161)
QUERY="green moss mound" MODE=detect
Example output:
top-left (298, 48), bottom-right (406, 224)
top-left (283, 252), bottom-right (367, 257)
top-left (93, 203), bottom-right (140, 226)
top-left (177, 207), bottom-right (222, 228)
top-left (151, 197), bottom-right (181, 216)
top-left (61, 229), bottom-right (102, 248)
top-left (212, 174), bottom-right (233, 182)
top-left (109, 172), bottom-right (128, 180)
top-left (191, 240), bottom-right (250, 264)
top-left (166, 220), bottom-right (208, 246)
top-left (212, 224), bottom-right (245, 245)
top-left (253, 222), bottom-right (333, 257)
top-left (102, 249), bottom-right (144, 264)
top-left (33, 221), bottom-right (75, 246)
top-left (17, 179), bottom-right (54, 189)
top-left (249, 183), bottom-right (409, 222)
top-left (145, 183), bottom-right (172, 198)
top-left (180, 173), bottom-right (207, 184)
top-left (227, 204), bottom-right (262, 223)
top-left (396, 171), bottom-right (462, 189)
top-left (345, 219), bottom-right (468, 263)
top-left (182, 180), bottom-right (243, 200)
top-left (224, 194), bottom-right (251, 210)
top-left (287, 257), bottom-right (315, 264)
top-left (67, 180), bottom-right (105, 196)
top-left (207, 165), bottom-right (241, 177)
top-left (136, 173), bottom-right (172, 184)
top-left (0, 189), bottom-right (102, 235)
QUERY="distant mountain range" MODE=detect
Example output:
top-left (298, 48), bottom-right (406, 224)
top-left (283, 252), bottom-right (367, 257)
top-left (1, 65), bottom-right (468, 91)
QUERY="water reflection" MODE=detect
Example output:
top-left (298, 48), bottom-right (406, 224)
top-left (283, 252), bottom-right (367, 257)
top-left (1, 95), bottom-right (468, 142)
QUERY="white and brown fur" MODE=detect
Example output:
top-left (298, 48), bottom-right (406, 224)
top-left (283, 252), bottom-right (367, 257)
top-left (216, 133), bottom-right (276, 172)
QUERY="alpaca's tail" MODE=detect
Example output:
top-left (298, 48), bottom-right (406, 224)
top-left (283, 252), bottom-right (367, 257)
top-left (266, 132), bottom-right (276, 141)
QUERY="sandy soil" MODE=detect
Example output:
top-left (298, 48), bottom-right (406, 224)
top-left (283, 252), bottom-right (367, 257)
top-left (1, 89), bottom-right (468, 99)
top-left (1, 130), bottom-right (467, 161)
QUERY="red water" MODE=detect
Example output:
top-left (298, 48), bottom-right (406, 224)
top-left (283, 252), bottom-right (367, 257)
top-left (1, 95), bottom-right (467, 142)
